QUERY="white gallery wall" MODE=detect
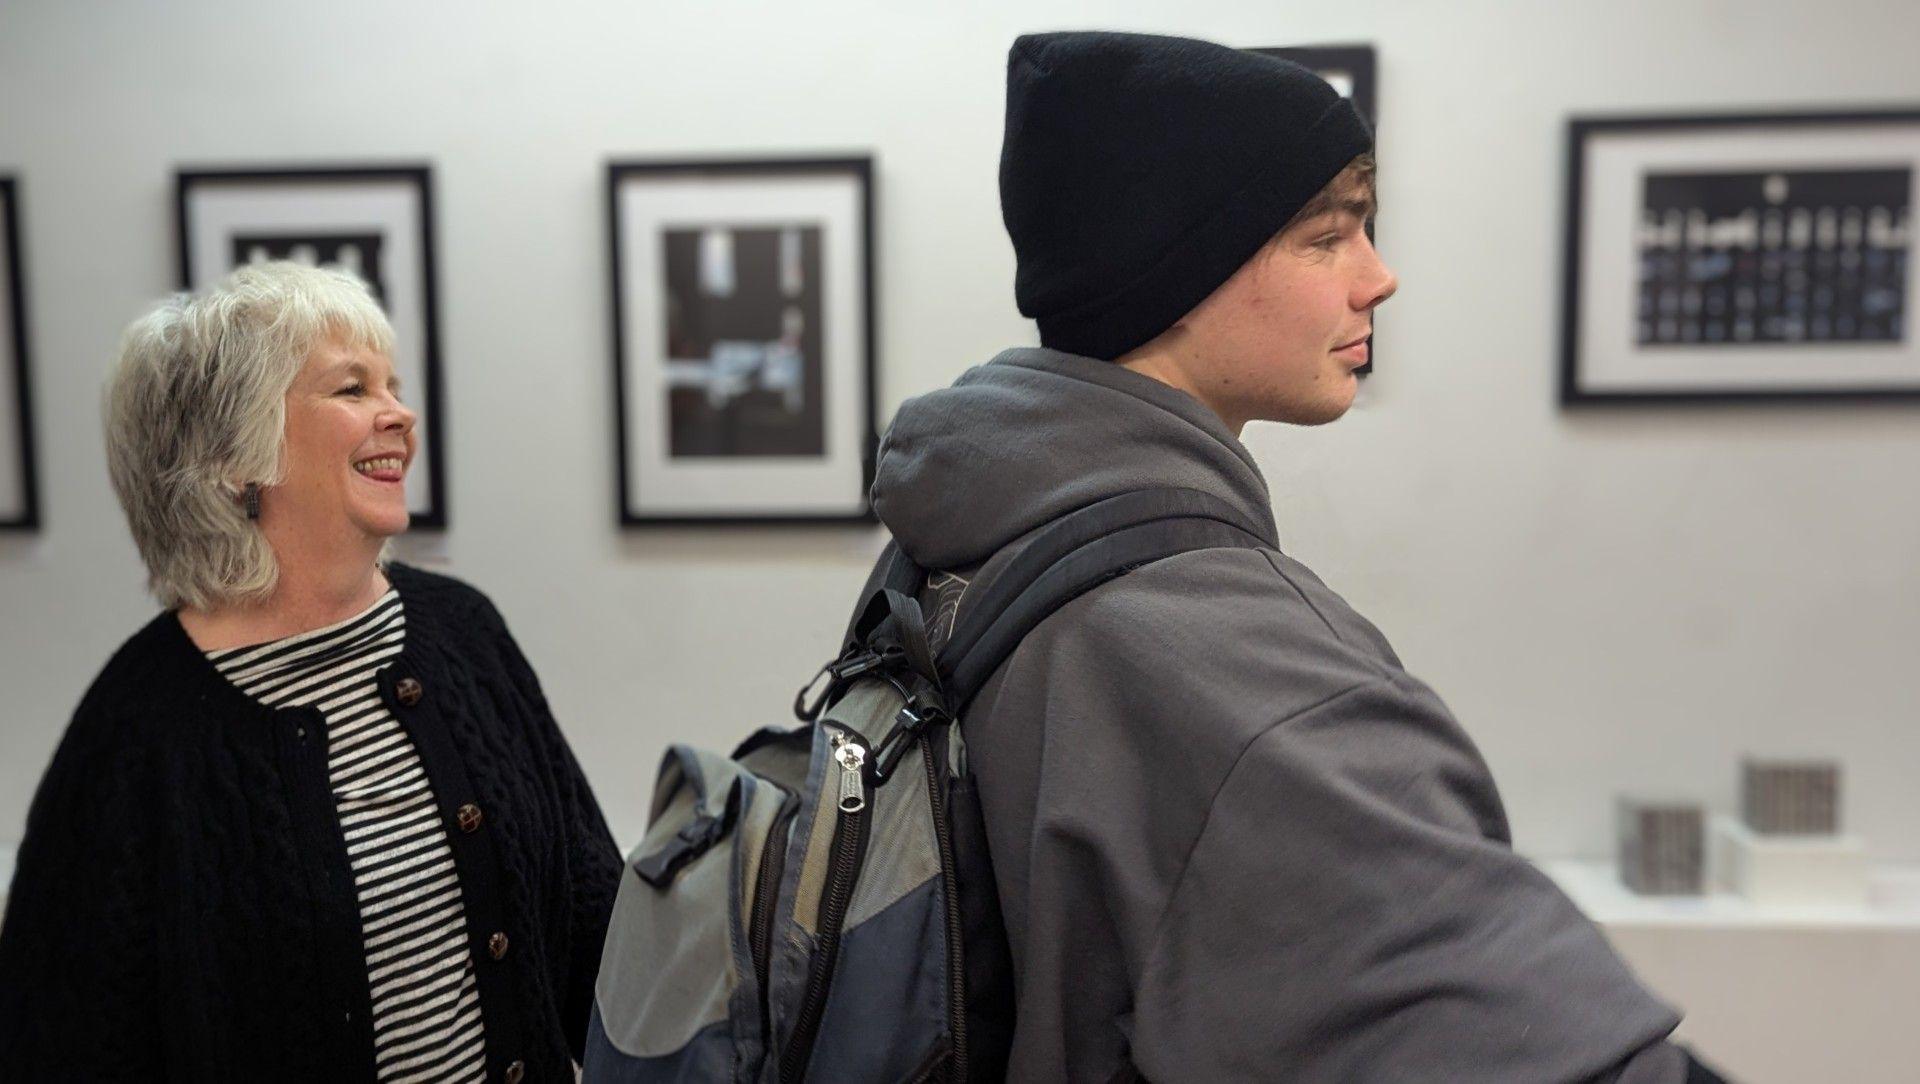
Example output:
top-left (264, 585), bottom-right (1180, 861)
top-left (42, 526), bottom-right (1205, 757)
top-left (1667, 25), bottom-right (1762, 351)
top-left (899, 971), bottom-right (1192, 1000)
top-left (1, 0), bottom-right (1916, 865)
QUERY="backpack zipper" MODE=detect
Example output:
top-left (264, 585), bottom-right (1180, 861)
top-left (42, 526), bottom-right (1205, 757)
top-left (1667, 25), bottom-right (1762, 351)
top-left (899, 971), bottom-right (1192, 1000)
top-left (922, 730), bottom-right (968, 1082)
top-left (778, 730), bottom-right (870, 1083)
top-left (751, 799), bottom-right (799, 1057)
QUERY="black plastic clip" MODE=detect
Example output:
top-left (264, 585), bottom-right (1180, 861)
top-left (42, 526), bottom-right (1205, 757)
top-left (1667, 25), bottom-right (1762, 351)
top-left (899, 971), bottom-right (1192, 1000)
top-left (793, 647), bottom-right (899, 722)
top-left (794, 661), bottom-right (838, 723)
top-left (870, 695), bottom-right (950, 784)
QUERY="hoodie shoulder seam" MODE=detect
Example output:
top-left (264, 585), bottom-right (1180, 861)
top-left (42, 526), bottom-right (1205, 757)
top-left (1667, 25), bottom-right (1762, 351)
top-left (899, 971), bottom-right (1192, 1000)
top-left (1133, 675), bottom-right (1388, 987)
top-left (1257, 548), bottom-right (1348, 647)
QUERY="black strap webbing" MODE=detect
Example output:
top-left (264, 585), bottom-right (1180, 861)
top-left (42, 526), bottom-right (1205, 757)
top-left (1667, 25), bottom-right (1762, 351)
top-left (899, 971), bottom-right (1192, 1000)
top-left (941, 514), bottom-right (1262, 705)
top-left (846, 487), bottom-right (1268, 716)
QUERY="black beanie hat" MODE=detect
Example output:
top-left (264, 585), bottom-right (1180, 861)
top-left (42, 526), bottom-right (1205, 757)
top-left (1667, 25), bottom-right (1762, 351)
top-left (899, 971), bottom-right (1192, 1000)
top-left (999, 31), bottom-right (1373, 361)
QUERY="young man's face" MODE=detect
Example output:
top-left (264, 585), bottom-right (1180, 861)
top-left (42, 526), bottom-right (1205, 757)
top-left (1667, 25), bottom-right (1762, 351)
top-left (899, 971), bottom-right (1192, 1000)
top-left (1123, 162), bottom-right (1397, 432)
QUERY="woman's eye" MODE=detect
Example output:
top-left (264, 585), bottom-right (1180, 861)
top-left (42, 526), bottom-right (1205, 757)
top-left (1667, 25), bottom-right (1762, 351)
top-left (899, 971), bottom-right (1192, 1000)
top-left (338, 382), bottom-right (365, 397)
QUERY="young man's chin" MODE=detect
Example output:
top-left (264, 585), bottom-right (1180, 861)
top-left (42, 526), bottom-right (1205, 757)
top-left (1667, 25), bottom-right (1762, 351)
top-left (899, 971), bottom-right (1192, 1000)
top-left (1264, 381), bottom-right (1357, 427)
top-left (1293, 404), bottom-right (1354, 427)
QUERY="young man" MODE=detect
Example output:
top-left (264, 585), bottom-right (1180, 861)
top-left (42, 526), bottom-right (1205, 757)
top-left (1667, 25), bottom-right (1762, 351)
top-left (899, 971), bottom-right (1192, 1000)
top-left (871, 32), bottom-right (1725, 1083)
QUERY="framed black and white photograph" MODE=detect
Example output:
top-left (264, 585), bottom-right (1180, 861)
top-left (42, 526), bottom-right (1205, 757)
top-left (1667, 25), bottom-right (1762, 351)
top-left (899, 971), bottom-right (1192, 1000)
top-left (0, 176), bottom-right (40, 530)
top-left (608, 157), bottom-right (876, 524)
top-left (1256, 44), bottom-right (1379, 376)
top-left (1562, 110), bottom-right (1920, 403)
top-left (176, 165), bottom-right (448, 524)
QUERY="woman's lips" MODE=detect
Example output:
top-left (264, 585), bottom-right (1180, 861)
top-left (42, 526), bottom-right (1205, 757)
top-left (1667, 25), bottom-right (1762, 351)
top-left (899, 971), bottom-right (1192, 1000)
top-left (352, 455), bottom-right (407, 484)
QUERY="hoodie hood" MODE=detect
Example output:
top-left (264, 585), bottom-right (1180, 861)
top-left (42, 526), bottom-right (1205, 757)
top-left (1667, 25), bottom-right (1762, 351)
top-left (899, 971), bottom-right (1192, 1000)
top-left (872, 347), bottom-right (1279, 570)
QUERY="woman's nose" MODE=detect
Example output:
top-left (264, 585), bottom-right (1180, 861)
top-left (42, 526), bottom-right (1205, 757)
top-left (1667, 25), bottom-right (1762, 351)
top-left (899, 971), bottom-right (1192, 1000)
top-left (382, 401), bottom-right (416, 432)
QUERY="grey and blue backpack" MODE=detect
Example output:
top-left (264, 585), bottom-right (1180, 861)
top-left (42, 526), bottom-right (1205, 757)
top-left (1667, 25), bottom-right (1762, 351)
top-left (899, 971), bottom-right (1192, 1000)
top-left (582, 488), bottom-right (1266, 1083)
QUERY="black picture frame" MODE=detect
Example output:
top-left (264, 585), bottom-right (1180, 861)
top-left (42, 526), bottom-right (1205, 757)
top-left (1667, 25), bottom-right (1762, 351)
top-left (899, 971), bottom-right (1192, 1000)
top-left (175, 165), bottom-right (449, 525)
top-left (1255, 44), bottom-right (1380, 376)
top-left (1561, 109), bottom-right (1920, 404)
top-left (0, 176), bottom-right (41, 531)
top-left (607, 156), bottom-right (878, 526)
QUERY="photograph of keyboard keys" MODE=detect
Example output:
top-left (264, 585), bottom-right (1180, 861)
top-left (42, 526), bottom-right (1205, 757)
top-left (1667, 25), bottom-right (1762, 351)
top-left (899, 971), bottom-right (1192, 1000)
top-left (1636, 168), bottom-right (1910, 348)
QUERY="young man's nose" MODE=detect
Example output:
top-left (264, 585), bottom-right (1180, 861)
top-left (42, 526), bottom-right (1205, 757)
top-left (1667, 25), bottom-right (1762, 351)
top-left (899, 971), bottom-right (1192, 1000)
top-left (1363, 265), bottom-right (1399, 310)
top-left (1357, 241), bottom-right (1398, 310)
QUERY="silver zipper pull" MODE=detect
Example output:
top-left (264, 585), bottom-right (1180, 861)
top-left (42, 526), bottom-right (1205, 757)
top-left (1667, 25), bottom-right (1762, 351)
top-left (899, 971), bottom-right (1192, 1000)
top-left (832, 734), bottom-right (867, 814)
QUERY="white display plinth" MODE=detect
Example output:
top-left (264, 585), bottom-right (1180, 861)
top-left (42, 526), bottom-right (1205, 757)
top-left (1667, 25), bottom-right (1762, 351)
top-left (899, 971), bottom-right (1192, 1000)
top-left (1714, 815), bottom-right (1868, 907)
top-left (1542, 858), bottom-right (1920, 1084)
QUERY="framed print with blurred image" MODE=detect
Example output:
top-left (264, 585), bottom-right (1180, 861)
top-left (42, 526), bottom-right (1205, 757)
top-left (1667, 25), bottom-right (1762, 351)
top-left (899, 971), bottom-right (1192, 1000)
top-left (608, 156), bottom-right (876, 525)
top-left (0, 176), bottom-right (40, 530)
top-left (176, 165), bottom-right (448, 524)
top-left (1562, 110), bottom-right (1920, 403)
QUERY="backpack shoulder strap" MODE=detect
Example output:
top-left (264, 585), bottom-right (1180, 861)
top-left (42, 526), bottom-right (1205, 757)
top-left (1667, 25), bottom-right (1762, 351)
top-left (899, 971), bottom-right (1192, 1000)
top-left (839, 538), bottom-right (926, 655)
top-left (935, 487), bottom-right (1268, 710)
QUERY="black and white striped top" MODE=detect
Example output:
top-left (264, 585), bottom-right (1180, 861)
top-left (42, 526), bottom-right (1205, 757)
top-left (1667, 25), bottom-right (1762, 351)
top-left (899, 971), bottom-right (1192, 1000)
top-left (207, 590), bottom-right (488, 1083)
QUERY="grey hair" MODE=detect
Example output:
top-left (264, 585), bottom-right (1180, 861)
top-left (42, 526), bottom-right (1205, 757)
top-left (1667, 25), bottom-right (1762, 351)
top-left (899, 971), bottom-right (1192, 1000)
top-left (105, 261), bottom-right (395, 611)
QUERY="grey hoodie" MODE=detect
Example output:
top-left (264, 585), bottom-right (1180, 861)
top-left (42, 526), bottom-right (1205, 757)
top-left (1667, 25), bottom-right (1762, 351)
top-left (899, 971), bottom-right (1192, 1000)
top-left (872, 348), bottom-right (1687, 1083)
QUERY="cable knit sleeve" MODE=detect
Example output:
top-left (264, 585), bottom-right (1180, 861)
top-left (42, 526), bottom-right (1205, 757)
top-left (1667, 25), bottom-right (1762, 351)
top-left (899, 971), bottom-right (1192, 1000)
top-left (0, 695), bottom-right (160, 1075)
top-left (485, 603), bottom-right (623, 1064)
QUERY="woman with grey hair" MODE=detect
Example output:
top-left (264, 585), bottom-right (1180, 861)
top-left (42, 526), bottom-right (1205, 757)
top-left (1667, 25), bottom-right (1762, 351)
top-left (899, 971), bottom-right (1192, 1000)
top-left (0, 262), bottom-right (621, 1083)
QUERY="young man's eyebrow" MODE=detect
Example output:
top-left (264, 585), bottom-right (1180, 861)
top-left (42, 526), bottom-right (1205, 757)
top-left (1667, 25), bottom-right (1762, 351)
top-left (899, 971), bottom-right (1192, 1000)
top-left (1291, 189), bottom-right (1376, 229)
top-left (1318, 191), bottom-right (1375, 222)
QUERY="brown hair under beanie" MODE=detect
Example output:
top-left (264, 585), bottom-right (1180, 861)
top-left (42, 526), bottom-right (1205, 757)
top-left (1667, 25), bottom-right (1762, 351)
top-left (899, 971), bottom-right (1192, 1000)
top-left (999, 31), bottom-right (1373, 360)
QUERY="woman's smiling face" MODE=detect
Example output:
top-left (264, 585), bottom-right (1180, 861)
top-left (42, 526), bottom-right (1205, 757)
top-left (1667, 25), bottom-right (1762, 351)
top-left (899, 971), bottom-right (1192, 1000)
top-left (271, 334), bottom-right (417, 543)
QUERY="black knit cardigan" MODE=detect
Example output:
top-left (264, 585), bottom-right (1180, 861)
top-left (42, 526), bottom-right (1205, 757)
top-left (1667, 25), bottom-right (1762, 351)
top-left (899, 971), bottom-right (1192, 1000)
top-left (0, 563), bottom-right (623, 1082)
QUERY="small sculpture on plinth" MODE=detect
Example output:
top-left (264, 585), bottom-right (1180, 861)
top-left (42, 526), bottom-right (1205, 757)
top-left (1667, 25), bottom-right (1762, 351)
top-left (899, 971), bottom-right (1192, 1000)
top-left (1616, 797), bottom-right (1706, 896)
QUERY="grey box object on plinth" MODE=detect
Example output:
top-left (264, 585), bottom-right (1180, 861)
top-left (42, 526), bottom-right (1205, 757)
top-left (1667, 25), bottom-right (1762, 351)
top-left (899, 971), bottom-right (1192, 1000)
top-left (1741, 759), bottom-right (1841, 836)
top-left (1616, 798), bottom-right (1706, 895)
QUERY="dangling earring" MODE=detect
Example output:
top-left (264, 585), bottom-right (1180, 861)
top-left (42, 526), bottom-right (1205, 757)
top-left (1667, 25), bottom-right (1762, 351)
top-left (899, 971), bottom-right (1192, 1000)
top-left (243, 483), bottom-right (261, 521)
